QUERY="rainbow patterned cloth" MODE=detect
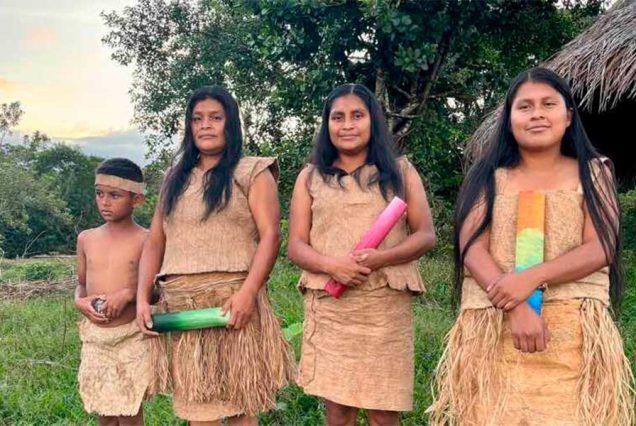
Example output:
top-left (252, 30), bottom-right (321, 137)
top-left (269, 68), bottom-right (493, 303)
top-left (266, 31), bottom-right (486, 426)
top-left (514, 191), bottom-right (546, 315)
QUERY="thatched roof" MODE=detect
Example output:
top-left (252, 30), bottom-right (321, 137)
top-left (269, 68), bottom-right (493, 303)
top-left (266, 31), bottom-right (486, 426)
top-left (468, 0), bottom-right (636, 159)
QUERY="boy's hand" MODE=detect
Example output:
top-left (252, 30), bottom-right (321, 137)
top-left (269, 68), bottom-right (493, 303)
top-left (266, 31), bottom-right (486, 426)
top-left (102, 289), bottom-right (134, 320)
top-left (136, 302), bottom-right (159, 337)
top-left (222, 288), bottom-right (257, 330)
top-left (75, 294), bottom-right (108, 324)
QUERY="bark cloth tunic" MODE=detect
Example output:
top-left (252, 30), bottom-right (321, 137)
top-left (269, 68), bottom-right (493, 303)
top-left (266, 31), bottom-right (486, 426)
top-left (298, 157), bottom-right (425, 412)
top-left (150, 157), bottom-right (295, 422)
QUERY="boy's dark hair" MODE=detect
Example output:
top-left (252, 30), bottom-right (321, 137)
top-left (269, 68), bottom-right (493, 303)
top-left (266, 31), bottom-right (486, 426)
top-left (96, 158), bottom-right (144, 183)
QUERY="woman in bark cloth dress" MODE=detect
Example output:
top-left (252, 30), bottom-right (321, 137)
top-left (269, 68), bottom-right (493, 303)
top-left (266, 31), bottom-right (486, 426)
top-left (136, 86), bottom-right (295, 425)
top-left (287, 83), bottom-right (437, 426)
top-left (427, 67), bottom-right (635, 425)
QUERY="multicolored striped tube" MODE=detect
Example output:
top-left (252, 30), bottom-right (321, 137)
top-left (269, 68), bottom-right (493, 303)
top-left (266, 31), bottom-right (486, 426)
top-left (150, 307), bottom-right (230, 333)
top-left (325, 197), bottom-right (408, 298)
top-left (515, 191), bottom-right (546, 315)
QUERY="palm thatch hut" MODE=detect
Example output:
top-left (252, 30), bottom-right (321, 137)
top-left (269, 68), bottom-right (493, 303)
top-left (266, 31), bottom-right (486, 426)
top-left (469, 0), bottom-right (636, 186)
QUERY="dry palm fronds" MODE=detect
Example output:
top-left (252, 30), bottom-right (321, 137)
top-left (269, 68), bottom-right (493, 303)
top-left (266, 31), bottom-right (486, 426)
top-left (578, 298), bottom-right (635, 426)
top-left (549, 0), bottom-right (636, 113)
top-left (151, 272), bottom-right (295, 416)
top-left (427, 307), bottom-right (506, 426)
top-left (467, 1), bottom-right (636, 160)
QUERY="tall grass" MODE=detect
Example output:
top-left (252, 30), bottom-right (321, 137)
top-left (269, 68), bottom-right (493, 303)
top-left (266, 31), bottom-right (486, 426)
top-left (0, 253), bottom-right (633, 424)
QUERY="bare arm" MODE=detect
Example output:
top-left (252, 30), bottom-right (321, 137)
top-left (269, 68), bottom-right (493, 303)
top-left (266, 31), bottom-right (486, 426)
top-left (75, 232), bottom-right (87, 301)
top-left (242, 169), bottom-right (281, 294)
top-left (74, 232), bottom-right (107, 323)
top-left (222, 169), bottom-right (280, 329)
top-left (287, 168), bottom-right (334, 273)
top-left (137, 204), bottom-right (166, 305)
top-left (462, 195), bottom-right (550, 353)
top-left (460, 197), bottom-right (504, 290)
top-left (136, 203), bottom-right (165, 335)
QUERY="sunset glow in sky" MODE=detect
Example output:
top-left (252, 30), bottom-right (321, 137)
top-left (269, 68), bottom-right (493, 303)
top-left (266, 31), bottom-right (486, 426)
top-left (0, 0), bottom-right (147, 163)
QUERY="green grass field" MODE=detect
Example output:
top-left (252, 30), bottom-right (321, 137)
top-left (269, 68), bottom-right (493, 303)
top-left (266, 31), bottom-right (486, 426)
top-left (0, 253), bottom-right (633, 425)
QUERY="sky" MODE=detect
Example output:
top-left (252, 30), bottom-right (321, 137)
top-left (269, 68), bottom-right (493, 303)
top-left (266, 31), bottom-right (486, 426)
top-left (0, 0), bottom-right (148, 165)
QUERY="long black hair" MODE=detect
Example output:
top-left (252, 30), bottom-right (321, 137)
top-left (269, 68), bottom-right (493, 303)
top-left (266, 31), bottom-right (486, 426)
top-left (310, 83), bottom-right (403, 200)
top-left (162, 86), bottom-right (243, 218)
top-left (454, 67), bottom-right (624, 309)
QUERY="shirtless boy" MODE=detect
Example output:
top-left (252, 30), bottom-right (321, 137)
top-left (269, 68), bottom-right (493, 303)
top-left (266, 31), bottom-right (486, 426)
top-left (74, 158), bottom-right (151, 426)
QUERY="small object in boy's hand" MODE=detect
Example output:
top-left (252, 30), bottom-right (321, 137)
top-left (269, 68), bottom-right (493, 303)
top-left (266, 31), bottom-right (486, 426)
top-left (92, 298), bottom-right (106, 314)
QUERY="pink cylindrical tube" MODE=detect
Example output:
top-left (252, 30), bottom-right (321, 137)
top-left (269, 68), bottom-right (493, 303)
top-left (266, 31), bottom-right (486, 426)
top-left (324, 197), bottom-right (408, 298)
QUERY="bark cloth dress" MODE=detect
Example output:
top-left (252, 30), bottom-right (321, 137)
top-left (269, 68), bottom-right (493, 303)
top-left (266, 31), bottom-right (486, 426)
top-left (427, 165), bottom-right (635, 426)
top-left (298, 157), bottom-right (425, 412)
top-left (150, 156), bottom-right (295, 422)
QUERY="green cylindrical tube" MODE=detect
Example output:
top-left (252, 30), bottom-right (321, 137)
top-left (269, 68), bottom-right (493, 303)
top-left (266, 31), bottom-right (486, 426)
top-left (150, 307), bottom-right (230, 333)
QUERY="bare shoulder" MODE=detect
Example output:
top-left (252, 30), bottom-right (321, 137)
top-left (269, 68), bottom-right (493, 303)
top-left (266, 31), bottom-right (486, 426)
top-left (297, 165), bottom-right (311, 180)
top-left (77, 226), bottom-right (102, 245)
top-left (132, 224), bottom-right (149, 245)
top-left (292, 166), bottom-right (316, 198)
top-left (134, 223), bottom-right (149, 235)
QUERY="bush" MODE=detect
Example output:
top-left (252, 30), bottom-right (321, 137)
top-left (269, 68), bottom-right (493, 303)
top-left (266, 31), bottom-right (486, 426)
top-left (620, 189), bottom-right (636, 254)
top-left (0, 260), bottom-right (74, 283)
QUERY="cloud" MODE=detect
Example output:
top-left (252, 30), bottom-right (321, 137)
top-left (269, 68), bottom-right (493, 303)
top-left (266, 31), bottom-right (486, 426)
top-left (22, 26), bottom-right (58, 48)
top-left (68, 129), bottom-right (149, 166)
top-left (0, 78), bottom-right (28, 99)
top-left (4, 128), bottom-right (151, 166)
top-left (1, 3), bottom-right (137, 146)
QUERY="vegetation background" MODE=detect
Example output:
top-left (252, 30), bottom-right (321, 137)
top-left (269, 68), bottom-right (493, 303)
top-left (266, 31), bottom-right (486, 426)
top-left (1, 1), bottom-right (634, 424)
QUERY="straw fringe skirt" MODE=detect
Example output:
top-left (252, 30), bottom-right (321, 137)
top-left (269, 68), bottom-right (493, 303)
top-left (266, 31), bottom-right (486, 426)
top-left (78, 319), bottom-right (152, 416)
top-left (149, 272), bottom-right (296, 421)
top-left (299, 286), bottom-right (414, 411)
top-left (427, 299), bottom-right (635, 425)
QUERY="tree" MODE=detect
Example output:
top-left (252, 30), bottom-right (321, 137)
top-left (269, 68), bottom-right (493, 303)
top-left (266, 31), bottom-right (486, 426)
top-left (102, 0), bottom-right (606, 210)
top-left (0, 152), bottom-right (74, 257)
top-left (0, 102), bottom-right (24, 144)
top-left (33, 144), bottom-right (104, 233)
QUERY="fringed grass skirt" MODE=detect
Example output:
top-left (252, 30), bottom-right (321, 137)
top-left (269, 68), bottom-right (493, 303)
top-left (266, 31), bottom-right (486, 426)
top-left (427, 299), bottom-right (635, 425)
top-left (299, 286), bottom-right (414, 411)
top-left (149, 271), bottom-right (296, 421)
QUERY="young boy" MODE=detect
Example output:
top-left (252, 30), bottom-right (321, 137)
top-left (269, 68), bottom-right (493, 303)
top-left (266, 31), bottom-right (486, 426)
top-left (75, 158), bottom-right (151, 426)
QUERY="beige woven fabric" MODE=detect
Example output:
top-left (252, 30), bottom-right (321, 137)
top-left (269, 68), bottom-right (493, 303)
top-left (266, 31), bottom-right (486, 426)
top-left (299, 286), bottom-right (414, 411)
top-left (483, 300), bottom-right (582, 425)
top-left (95, 174), bottom-right (145, 194)
top-left (151, 272), bottom-right (296, 421)
top-left (299, 157), bottom-right (424, 293)
top-left (462, 167), bottom-right (609, 310)
top-left (78, 319), bottom-right (152, 416)
top-left (159, 156), bottom-right (278, 276)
